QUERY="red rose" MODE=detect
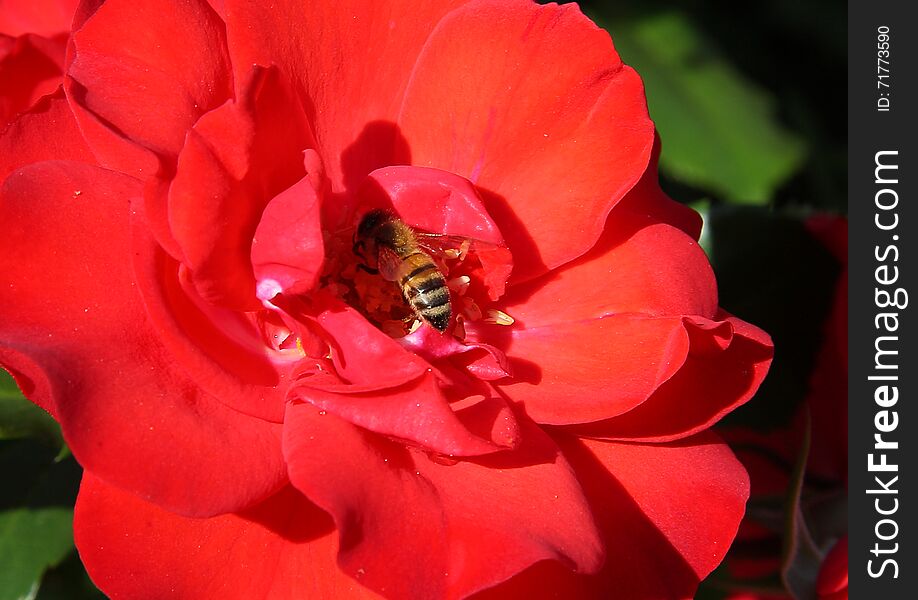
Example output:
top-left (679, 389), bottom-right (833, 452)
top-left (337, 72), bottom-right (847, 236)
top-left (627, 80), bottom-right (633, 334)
top-left (0, 0), bottom-right (772, 598)
top-left (0, 0), bottom-right (78, 128)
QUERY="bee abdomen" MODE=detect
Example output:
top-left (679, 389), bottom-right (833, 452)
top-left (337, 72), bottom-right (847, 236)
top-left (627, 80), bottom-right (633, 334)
top-left (402, 270), bottom-right (451, 331)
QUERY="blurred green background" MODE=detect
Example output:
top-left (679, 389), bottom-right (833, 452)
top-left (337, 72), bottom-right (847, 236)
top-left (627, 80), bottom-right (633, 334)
top-left (1, 1), bottom-right (845, 598)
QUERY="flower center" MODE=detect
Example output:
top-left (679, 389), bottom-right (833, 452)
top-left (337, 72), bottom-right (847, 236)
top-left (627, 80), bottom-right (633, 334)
top-left (318, 228), bottom-right (512, 339)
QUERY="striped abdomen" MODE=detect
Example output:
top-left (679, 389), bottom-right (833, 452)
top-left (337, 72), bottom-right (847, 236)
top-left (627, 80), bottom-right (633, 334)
top-left (397, 252), bottom-right (451, 332)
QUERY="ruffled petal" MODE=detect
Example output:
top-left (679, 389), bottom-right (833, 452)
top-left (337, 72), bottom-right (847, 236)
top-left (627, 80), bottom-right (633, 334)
top-left (0, 162), bottom-right (286, 516)
top-left (492, 311), bottom-right (772, 439)
top-left (578, 313), bottom-right (773, 441)
top-left (398, 0), bottom-right (654, 281)
top-left (0, 0), bottom-right (78, 37)
top-left (475, 432), bottom-right (749, 599)
top-left (493, 314), bottom-right (691, 425)
top-left (0, 87), bottom-right (94, 182)
top-left (165, 66), bottom-right (314, 308)
top-left (499, 210), bottom-right (716, 326)
top-left (0, 32), bottom-right (66, 128)
top-left (66, 0), bottom-right (231, 174)
top-left (283, 403), bottom-right (603, 599)
top-left (131, 220), bottom-right (292, 424)
top-left (222, 0), bottom-right (469, 191)
top-left (289, 303), bottom-right (517, 455)
top-left (75, 475), bottom-right (380, 600)
top-left (251, 167), bottom-right (325, 298)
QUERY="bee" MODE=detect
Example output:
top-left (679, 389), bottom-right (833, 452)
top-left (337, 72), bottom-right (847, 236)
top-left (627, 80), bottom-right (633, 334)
top-left (353, 209), bottom-right (458, 332)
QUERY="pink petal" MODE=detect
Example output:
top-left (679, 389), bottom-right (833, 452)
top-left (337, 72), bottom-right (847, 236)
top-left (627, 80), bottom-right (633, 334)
top-left (356, 166), bottom-right (513, 300)
top-left (251, 167), bottom-right (325, 298)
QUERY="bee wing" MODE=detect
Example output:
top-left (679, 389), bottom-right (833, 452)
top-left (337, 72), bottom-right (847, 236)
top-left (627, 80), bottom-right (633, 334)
top-left (414, 232), bottom-right (499, 261)
top-left (376, 245), bottom-right (403, 281)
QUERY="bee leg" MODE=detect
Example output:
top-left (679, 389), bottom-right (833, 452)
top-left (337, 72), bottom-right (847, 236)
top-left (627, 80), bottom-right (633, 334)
top-left (356, 263), bottom-right (379, 275)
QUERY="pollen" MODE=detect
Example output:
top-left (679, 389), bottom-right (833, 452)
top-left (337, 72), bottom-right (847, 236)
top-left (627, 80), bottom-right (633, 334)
top-left (484, 309), bottom-right (515, 326)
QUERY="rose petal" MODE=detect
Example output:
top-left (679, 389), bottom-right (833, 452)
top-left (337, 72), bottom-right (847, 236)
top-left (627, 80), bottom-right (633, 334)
top-left (75, 475), bottom-right (380, 600)
top-left (577, 314), bottom-right (773, 441)
top-left (0, 87), bottom-right (94, 183)
top-left (493, 314), bottom-right (692, 425)
top-left (0, 0), bottom-right (78, 37)
top-left (166, 66), bottom-right (314, 308)
top-left (357, 166), bottom-right (513, 300)
top-left (500, 216), bottom-right (717, 326)
top-left (251, 167), bottom-right (325, 298)
top-left (0, 162), bottom-right (286, 516)
top-left (131, 221), bottom-right (292, 424)
top-left (314, 302), bottom-right (431, 389)
top-left (0, 32), bottom-right (66, 128)
top-left (223, 0), bottom-right (469, 191)
top-left (283, 403), bottom-right (603, 599)
top-left (398, 0), bottom-right (655, 281)
top-left (66, 0), bottom-right (230, 174)
top-left (287, 302), bottom-right (515, 454)
top-left (481, 308), bottom-right (771, 438)
top-left (291, 372), bottom-right (511, 456)
top-left (475, 431), bottom-right (749, 599)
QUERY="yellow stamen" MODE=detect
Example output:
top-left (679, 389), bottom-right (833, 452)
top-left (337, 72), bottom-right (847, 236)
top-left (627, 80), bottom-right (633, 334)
top-left (458, 239), bottom-right (471, 261)
top-left (447, 275), bottom-right (471, 295)
top-left (462, 297), bottom-right (482, 321)
top-left (484, 309), bottom-right (515, 326)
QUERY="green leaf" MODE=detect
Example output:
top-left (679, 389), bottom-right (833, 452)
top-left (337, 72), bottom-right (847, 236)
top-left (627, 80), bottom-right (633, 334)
top-left (0, 371), bottom-right (63, 450)
top-left (0, 439), bottom-right (84, 600)
top-left (600, 10), bottom-right (806, 204)
top-left (0, 508), bottom-right (74, 600)
top-left (34, 552), bottom-right (106, 600)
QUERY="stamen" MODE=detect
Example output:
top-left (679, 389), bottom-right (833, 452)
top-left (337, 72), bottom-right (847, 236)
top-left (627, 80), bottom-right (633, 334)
top-left (453, 316), bottom-right (467, 339)
top-left (408, 319), bottom-right (423, 333)
top-left (443, 249), bottom-right (461, 259)
top-left (484, 309), bottom-right (515, 326)
top-left (447, 275), bottom-right (471, 295)
top-left (462, 297), bottom-right (482, 321)
top-left (457, 239), bottom-right (471, 261)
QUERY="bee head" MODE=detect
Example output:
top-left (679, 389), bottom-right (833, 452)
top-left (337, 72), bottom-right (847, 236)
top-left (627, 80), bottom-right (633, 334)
top-left (356, 208), bottom-right (393, 240)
